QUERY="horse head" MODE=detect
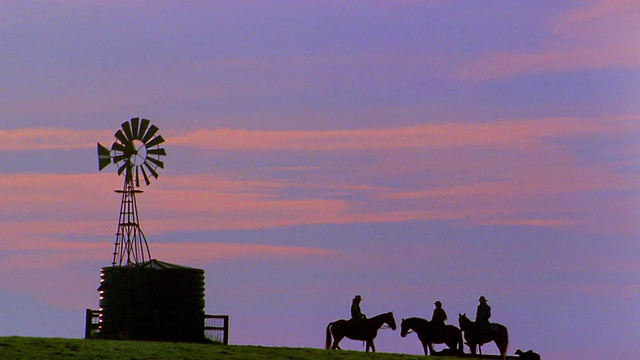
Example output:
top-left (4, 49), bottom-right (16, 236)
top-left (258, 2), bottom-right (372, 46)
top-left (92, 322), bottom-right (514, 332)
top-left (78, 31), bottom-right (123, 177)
top-left (385, 312), bottom-right (397, 330)
top-left (400, 318), bottom-right (409, 337)
top-left (458, 313), bottom-right (471, 329)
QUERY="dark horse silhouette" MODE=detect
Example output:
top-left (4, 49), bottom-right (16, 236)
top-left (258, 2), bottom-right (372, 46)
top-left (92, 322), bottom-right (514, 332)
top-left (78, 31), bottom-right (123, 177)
top-left (325, 312), bottom-right (396, 352)
top-left (458, 313), bottom-right (509, 360)
top-left (400, 317), bottom-right (463, 355)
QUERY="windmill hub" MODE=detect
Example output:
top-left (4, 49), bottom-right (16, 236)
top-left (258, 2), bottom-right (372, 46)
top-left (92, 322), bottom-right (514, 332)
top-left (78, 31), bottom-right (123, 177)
top-left (130, 139), bottom-right (148, 165)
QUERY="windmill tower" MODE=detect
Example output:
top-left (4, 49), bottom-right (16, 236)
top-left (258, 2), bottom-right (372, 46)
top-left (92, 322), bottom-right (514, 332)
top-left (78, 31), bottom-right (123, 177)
top-left (97, 117), bottom-right (166, 266)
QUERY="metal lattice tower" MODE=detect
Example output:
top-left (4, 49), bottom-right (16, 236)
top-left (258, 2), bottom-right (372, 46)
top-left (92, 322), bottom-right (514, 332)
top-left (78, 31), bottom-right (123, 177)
top-left (112, 179), bottom-right (150, 266)
top-left (97, 117), bottom-right (166, 266)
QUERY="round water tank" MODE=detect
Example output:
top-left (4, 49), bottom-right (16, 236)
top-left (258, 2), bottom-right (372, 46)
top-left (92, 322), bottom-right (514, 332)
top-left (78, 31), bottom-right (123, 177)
top-left (98, 259), bottom-right (205, 342)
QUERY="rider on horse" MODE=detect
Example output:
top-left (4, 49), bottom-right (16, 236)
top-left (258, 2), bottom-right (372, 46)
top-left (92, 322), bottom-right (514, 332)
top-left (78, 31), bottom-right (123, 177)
top-left (350, 295), bottom-right (367, 336)
top-left (431, 300), bottom-right (448, 329)
top-left (351, 295), bottom-right (367, 321)
top-left (476, 296), bottom-right (491, 336)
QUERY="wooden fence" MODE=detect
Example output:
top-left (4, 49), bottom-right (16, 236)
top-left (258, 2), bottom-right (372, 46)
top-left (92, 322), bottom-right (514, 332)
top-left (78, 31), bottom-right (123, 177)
top-left (204, 314), bottom-right (229, 345)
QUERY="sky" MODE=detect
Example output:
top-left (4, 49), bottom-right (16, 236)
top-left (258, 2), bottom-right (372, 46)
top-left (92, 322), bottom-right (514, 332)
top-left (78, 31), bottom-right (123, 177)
top-left (0, 1), bottom-right (638, 359)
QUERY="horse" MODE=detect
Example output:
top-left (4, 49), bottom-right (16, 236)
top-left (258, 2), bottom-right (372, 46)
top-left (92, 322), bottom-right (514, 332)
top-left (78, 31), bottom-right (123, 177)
top-left (325, 312), bottom-right (396, 352)
top-left (400, 317), bottom-right (463, 355)
top-left (458, 313), bottom-right (509, 360)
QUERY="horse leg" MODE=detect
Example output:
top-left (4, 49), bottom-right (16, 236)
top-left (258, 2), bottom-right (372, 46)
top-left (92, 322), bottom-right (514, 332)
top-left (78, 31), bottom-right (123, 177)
top-left (332, 334), bottom-right (343, 350)
top-left (421, 341), bottom-right (429, 355)
top-left (366, 339), bottom-right (376, 353)
top-left (428, 343), bottom-right (435, 355)
top-left (467, 342), bottom-right (476, 355)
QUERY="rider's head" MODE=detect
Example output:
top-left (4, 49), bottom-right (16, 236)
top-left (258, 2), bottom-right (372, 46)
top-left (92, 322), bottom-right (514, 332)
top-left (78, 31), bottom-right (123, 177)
top-left (479, 296), bottom-right (487, 303)
top-left (434, 300), bottom-right (442, 308)
top-left (353, 295), bottom-right (362, 303)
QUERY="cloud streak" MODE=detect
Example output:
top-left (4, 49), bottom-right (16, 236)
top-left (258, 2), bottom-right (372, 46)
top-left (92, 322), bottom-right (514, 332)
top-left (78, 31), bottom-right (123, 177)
top-left (458, 0), bottom-right (640, 80)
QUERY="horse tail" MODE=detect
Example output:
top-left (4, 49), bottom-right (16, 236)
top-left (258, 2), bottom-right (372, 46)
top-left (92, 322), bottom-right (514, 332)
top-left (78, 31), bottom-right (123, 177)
top-left (458, 328), bottom-right (464, 354)
top-left (325, 322), bottom-right (334, 350)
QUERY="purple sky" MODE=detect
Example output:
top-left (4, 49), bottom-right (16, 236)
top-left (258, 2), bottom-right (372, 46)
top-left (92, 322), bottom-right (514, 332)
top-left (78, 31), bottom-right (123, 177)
top-left (0, 1), bottom-right (639, 359)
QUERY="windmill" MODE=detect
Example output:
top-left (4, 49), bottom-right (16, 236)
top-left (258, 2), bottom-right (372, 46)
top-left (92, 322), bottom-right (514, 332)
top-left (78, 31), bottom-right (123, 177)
top-left (97, 117), bottom-right (166, 266)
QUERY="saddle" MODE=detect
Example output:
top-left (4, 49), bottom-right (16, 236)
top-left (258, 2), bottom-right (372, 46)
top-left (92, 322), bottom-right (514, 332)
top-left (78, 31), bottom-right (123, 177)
top-left (475, 323), bottom-right (498, 343)
top-left (347, 318), bottom-right (367, 338)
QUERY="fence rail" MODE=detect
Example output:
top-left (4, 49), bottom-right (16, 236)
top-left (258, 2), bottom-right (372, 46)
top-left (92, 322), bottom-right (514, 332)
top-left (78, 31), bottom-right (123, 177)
top-left (204, 314), bottom-right (229, 345)
top-left (84, 309), bottom-right (101, 339)
top-left (85, 309), bottom-right (229, 345)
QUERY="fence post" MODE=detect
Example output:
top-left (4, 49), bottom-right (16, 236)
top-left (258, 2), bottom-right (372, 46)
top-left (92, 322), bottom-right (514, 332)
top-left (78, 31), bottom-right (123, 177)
top-left (84, 309), bottom-right (93, 339)
top-left (222, 315), bottom-right (229, 345)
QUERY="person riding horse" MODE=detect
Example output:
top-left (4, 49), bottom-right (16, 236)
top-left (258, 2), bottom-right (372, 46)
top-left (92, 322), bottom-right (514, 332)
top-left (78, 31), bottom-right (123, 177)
top-left (351, 295), bottom-right (367, 320)
top-left (476, 296), bottom-right (492, 336)
top-left (350, 295), bottom-right (367, 335)
top-left (431, 301), bottom-right (447, 329)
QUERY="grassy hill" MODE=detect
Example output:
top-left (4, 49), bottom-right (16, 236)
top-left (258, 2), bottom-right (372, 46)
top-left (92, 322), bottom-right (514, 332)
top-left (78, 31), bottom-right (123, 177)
top-left (0, 337), bottom-right (493, 359)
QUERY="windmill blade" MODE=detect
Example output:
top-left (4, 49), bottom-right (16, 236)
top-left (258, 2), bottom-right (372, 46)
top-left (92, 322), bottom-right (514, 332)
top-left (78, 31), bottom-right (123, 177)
top-left (114, 129), bottom-right (128, 145)
top-left (138, 118), bottom-right (151, 140)
top-left (134, 166), bottom-right (141, 187)
top-left (112, 152), bottom-right (129, 164)
top-left (121, 121), bottom-right (134, 141)
top-left (147, 147), bottom-right (167, 156)
top-left (131, 117), bottom-right (141, 139)
top-left (140, 165), bottom-right (151, 186)
top-left (97, 143), bottom-right (112, 171)
top-left (145, 135), bottom-right (165, 148)
top-left (117, 162), bottom-right (130, 176)
top-left (143, 162), bottom-right (159, 179)
top-left (146, 156), bottom-right (165, 169)
top-left (141, 125), bottom-right (159, 143)
top-left (111, 142), bottom-right (127, 152)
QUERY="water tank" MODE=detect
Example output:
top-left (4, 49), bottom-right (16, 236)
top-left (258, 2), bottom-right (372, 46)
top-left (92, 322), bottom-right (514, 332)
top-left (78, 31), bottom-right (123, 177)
top-left (98, 259), bottom-right (205, 342)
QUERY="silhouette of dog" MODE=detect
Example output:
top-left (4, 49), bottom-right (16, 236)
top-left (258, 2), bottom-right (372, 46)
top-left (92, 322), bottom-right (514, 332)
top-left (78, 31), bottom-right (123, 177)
top-left (515, 349), bottom-right (540, 360)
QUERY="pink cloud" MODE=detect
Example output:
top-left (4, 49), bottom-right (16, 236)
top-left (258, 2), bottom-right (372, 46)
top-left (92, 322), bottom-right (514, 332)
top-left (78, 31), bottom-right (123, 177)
top-left (458, 0), bottom-right (640, 80)
top-left (152, 242), bottom-right (337, 263)
top-left (1, 115), bottom-right (637, 244)
top-left (168, 116), bottom-right (639, 151)
top-left (0, 241), bottom-right (335, 273)
top-left (2, 115), bottom-right (636, 153)
top-left (0, 128), bottom-right (110, 151)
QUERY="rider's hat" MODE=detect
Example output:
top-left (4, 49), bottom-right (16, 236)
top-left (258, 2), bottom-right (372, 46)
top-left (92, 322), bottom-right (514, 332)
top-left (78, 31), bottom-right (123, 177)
top-left (479, 296), bottom-right (487, 302)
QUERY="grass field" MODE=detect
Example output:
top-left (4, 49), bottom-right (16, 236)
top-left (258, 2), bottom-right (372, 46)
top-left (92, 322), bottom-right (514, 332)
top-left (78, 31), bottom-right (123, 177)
top-left (0, 337), bottom-right (495, 359)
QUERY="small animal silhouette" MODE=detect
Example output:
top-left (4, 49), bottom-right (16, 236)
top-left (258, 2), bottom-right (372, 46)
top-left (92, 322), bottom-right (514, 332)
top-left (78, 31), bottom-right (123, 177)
top-left (515, 349), bottom-right (541, 360)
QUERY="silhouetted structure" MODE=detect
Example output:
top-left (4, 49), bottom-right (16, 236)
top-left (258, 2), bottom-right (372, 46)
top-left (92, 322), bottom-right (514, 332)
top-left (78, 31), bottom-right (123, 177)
top-left (459, 313), bottom-right (509, 360)
top-left (98, 259), bottom-right (205, 342)
top-left (400, 317), bottom-right (463, 355)
top-left (89, 118), bottom-right (229, 343)
top-left (97, 117), bottom-right (166, 267)
top-left (325, 312), bottom-right (396, 352)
